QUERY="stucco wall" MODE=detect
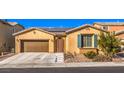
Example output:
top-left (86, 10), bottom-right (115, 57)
top-left (116, 34), bottom-right (124, 40)
top-left (0, 22), bottom-right (13, 52)
top-left (15, 29), bottom-right (55, 53)
top-left (94, 24), bottom-right (124, 32)
top-left (66, 27), bottom-right (102, 54)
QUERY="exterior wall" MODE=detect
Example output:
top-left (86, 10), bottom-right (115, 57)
top-left (116, 34), bottom-right (124, 40)
top-left (66, 27), bottom-right (102, 54)
top-left (94, 23), bottom-right (124, 44)
top-left (94, 24), bottom-right (124, 32)
top-left (0, 22), bottom-right (13, 52)
top-left (115, 34), bottom-right (124, 50)
top-left (0, 21), bottom-right (24, 53)
top-left (15, 29), bottom-right (54, 53)
top-left (93, 24), bottom-right (102, 29)
top-left (12, 24), bottom-right (24, 51)
top-left (108, 26), bottom-right (124, 32)
top-left (80, 48), bottom-right (98, 53)
top-left (62, 36), bottom-right (66, 53)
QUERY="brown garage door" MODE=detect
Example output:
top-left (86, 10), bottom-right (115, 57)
top-left (21, 40), bottom-right (49, 52)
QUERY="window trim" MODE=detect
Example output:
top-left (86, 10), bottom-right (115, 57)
top-left (82, 34), bottom-right (93, 48)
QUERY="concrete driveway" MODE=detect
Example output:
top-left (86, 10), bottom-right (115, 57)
top-left (0, 53), bottom-right (64, 66)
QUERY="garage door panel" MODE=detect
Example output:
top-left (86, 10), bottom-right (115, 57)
top-left (21, 40), bottom-right (49, 52)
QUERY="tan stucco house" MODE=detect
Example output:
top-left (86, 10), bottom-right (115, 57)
top-left (13, 25), bottom-right (107, 54)
top-left (0, 20), bottom-right (24, 53)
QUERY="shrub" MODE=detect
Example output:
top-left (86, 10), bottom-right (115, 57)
top-left (64, 52), bottom-right (74, 60)
top-left (84, 51), bottom-right (97, 59)
top-left (98, 32), bottom-right (121, 60)
top-left (93, 55), bottom-right (112, 62)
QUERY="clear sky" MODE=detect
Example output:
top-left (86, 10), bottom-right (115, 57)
top-left (7, 19), bottom-right (124, 28)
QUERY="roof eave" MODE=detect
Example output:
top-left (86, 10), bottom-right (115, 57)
top-left (66, 25), bottom-right (108, 34)
top-left (13, 27), bottom-right (56, 36)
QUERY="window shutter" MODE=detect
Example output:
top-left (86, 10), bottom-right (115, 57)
top-left (77, 34), bottom-right (82, 48)
top-left (94, 34), bottom-right (98, 48)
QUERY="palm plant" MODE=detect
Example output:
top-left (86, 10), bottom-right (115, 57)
top-left (98, 32), bottom-right (121, 61)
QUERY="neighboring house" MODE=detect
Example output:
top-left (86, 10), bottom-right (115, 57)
top-left (8, 22), bottom-right (24, 51)
top-left (13, 25), bottom-right (107, 54)
top-left (8, 22), bottom-right (24, 33)
top-left (0, 20), bottom-right (24, 53)
top-left (93, 22), bottom-right (124, 49)
top-left (93, 22), bottom-right (124, 32)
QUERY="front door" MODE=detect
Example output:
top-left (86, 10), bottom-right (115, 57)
top-left (56, 38), bottom-right (64, 52)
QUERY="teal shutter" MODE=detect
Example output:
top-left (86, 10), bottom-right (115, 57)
top-left (94, 34), bottom-right (98, 48)
top-left (77, 34), bottom-right (82, 48)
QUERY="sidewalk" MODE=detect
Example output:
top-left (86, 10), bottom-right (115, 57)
top-left (1, 62), bottom-right (124, 68)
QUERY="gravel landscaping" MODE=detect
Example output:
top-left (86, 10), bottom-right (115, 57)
top-left (64, 53), bottom-right (124, 63)
top-left (64, 54), bottom-right (92, 63)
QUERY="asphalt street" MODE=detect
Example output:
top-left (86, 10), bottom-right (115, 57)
top-left (0, 66), bottom-right (124, 73)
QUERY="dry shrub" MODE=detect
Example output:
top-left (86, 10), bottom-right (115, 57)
top-left (93, 55), bottom-right (112, 62)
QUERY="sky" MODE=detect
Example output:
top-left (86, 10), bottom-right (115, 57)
top-left (6, 19), bottom-right (124, 28)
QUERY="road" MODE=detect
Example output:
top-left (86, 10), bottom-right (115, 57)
top-left (0, 66), bottom-right (124, 73)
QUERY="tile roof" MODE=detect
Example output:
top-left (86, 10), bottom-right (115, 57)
top-left (8, 22), bottom-right (18, 26)
top-left (94, 22), bottom-right (124, 26)
top-left (40, 27), bottom-right (73, 32)
top-left (13, 27), bottom-right (72, 36)
top-left (13, 25), bottom-right (108, 36)
top-left (8, 22), bottom-right (25, 28)
top-left (115, 30), bottom-right (124, 35)
top-left (0, 20), bottom-right (24, 28)
top-left (66, 24), bottom-right (108, 34)
top-left (39, 27), bottom-right (72, 36)
top-left (0, 20), bottom-right (12, 26)
top-left (13, 27), bottom-right (62, 36)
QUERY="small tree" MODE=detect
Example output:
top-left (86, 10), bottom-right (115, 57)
top-left (98, 32), bottom-right (121, 61)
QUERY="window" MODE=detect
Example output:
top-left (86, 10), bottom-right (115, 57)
top-left (102, 26), bottom-right (108, 30)
top-left (82, 35), bottom-right (92, 47)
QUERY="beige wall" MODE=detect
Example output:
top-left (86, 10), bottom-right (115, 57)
top-left (12, 24), bottom-right (24, 50)
top-left (15, 29), bottom-right (55, 53)
top-left (116, 34), bottom-right (124, 40)
top-left (66, 27), bottom-right (103, 54)
top-left (94, 24), bottom-right (124, 32)
top-left (0, 22), bottom-right (24, 53)
top-left (0, 22), bottom-right (13, 52)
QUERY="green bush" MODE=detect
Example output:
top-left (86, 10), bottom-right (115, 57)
top-left (84, 51), bottom-right (97, 59)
